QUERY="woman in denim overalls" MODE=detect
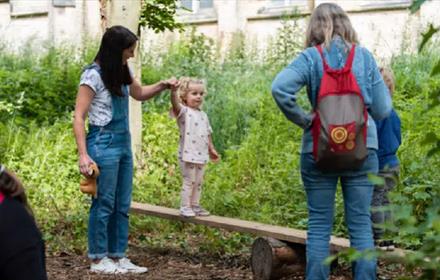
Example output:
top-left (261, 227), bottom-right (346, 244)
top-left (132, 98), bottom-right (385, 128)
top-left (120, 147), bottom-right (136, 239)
top-left (73, 26), bottom-right (178, 274)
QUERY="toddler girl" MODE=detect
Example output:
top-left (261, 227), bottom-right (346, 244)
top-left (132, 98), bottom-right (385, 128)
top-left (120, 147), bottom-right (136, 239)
top-left (170, 77), bottom-right (219, 217)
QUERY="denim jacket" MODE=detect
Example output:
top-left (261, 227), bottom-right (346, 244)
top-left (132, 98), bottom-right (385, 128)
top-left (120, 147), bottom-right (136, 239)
top-left (376, 109), bottom-right (401, 170)
top-left (271, 37), bottom-right (392, 153)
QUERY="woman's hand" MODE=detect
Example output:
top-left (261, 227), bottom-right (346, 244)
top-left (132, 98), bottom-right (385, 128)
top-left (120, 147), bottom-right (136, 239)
top-left (209, 148), bottom-right (220, 163)
top-left (79, 154), bottom-right (95, 177)
top-left (162, 77), bottom-right (180, 91)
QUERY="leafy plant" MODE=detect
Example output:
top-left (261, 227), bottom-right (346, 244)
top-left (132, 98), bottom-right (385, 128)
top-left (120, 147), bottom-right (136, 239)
top-left (265, 9), bottom-right (303, 67)
top-left (140, 0), bottom-right (184, 32)
top-left (379, 1), bottom-right (440, 278)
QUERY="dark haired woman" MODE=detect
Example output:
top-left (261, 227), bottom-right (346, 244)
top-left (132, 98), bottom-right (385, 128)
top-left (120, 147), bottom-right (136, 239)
top-left (73, 25), bottom-right (178, 274)
top-left (0, 165), bottom-right (48, 280)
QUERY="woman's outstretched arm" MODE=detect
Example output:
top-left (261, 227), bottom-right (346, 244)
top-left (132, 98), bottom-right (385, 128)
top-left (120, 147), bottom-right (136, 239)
top-left (130, 78), bottom-right (178, 101)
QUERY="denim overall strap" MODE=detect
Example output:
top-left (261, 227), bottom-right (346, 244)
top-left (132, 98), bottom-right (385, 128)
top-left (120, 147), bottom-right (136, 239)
top-left (103, 85), bottom-right (130, 133)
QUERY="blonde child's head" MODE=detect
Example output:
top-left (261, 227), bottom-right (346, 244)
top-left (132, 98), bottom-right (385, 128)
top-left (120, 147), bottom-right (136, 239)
top-left (305, 3), bottom-right (358, 48)
top-left (379, 67), bottom-right (395, 96)
top-left (177, 77), bottom-right (206, 108)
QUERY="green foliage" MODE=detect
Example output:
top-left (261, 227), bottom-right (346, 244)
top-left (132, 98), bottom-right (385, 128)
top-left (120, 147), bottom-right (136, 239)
top-left (419, 24), bottom-right (439, 53)
top-left (385, 198), bottom-right (440, 278)
top-left (133, 112), bottom-right (180, 207)
top-left (390, 51), bottom-right (440, 222)
top-left (0, 119), bottom-right (87, 252)
top-left (140, 21), bottom-right (302, 153)
top-left (0, 93), bottom-right (23, 120)
top-left (409, 0), bottom-right (427, 13)
top-left (140, 0), bottom-right (183, 32)
top-left (383, 2), bottom-right (440, 277)
top-left (0, 42), bottom-right (97, 125)
top-left (141, 27), bottom-right (217, 99)
top-left (265, 10), bottom-right (303, 67)
top-left (422, 132), bottom-right (440, 157)
top-left (412, 0), bottom-right (440, 159)
top-left (368, 174), bottom-right (385, 185)
top-left (203, 94), bottom-right (307, 225)
top-left (431, 60), bottom-right (440, 77)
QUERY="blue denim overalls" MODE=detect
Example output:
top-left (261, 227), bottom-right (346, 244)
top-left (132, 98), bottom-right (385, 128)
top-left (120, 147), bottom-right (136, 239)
top-left (85, 66), bottom-right (133, 259)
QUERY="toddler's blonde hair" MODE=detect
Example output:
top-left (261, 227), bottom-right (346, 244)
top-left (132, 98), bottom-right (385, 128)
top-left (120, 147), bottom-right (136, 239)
top-left (305, 3), bottom-right (358, 48)
top-left (177, 77), bottom-right (206, 105)
top-left (379, 67), bottom-right (395, 95)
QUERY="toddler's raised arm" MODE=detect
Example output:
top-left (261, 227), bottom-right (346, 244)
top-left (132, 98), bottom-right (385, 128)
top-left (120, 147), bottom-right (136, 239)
top-left (170, 86), bottom-right (182, 116)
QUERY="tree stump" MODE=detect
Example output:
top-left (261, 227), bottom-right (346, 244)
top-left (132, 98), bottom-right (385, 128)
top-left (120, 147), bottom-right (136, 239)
top-left (251, 237), bottom-right (306, 280)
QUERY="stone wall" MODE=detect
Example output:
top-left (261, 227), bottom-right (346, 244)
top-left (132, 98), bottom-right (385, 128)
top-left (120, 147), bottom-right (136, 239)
top-left (1, 0), bottom-right (439, 59)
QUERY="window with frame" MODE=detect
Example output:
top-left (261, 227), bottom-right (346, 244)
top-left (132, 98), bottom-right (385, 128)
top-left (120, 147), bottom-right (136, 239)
top-left (332, 0), bottom-right (411, 10)
top-left (360, 0), bottom-right (411, 9)
top-left (199, 0), bottom-right (213, 9)
top-left (260, 0), bottom-right (308, 14)
top-left (268, 0), bottom-right (297, 7)
top-left (179, 0), bottom-right (213, 13)
top-left (53, 0), bottom-right (75, 8)
top-left (10, 0), bottom-right (49, 16)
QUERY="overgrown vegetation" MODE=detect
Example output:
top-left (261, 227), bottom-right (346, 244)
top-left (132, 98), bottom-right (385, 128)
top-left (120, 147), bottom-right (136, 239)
top-left (1, 13), bottom-right (439, 277)
top-left (0, 42), bottom-right (97, 125)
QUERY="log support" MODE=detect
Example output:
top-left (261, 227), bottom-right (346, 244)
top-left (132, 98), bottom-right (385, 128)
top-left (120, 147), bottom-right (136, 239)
top-left (251, 237), bottom-right (306, 280)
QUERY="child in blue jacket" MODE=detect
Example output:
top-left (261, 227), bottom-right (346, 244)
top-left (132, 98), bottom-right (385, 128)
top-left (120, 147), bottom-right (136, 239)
top-left (371, 67), bottom-right (401, 251)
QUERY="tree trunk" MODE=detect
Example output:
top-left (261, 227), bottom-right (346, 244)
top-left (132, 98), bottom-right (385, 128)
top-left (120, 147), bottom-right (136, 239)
top-left (251, 237), bottom-right (306, 280)
top-left (308, 0), bottom-right (315, 13)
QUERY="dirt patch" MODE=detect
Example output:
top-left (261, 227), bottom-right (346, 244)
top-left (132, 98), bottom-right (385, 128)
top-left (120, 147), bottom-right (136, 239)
top-left (46, 245), bottom-right (253, 280)
top-left (46, 245), bottom-right (406, 280)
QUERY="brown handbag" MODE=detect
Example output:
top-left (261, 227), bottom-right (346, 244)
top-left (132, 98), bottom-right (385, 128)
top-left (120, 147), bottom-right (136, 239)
top-left (80, 163), bottom-right (100, 198)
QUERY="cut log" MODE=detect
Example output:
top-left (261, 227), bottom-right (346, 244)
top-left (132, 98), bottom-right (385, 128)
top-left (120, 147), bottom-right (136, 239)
top-left (251, 237), bottom-right (306, 280)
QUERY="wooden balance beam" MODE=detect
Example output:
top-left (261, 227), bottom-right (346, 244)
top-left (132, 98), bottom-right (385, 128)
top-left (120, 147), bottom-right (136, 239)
top-left (131, 202), bottom-right (407, 280)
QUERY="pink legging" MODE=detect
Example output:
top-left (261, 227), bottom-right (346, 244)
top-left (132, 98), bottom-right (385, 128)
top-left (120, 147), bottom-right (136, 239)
top-left (179, 160), bottom-right (206, 207)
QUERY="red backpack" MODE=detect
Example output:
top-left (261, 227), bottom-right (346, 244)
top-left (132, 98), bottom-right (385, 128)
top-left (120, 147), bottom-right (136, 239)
top-left (312, 44), bottom-right (368, 172)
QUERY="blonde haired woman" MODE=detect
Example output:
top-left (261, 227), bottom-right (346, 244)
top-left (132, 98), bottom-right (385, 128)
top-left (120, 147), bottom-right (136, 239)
top-left (272, 3), bottom-right (391, 279)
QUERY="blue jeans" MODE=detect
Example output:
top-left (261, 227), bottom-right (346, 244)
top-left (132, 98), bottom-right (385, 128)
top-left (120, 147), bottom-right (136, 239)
top-left (371, 165), bottom-right (399, 240)
top-left (301, 150), bottom-right (378, 280)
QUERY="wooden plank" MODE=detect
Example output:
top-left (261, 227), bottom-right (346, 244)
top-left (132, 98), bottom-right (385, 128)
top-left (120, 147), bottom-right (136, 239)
top-left (130, 202), bottom-right (408, 261)
top-left (130, 202), bottom-right (350, 252)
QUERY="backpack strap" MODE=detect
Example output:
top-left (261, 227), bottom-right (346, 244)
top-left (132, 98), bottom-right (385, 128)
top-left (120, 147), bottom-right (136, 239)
top-left (316, 44), bottom-right (329, 71)
top-left (316, 44), bottom-right (356, 71)
top-left (344, 44), bottom-right (356, 71)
